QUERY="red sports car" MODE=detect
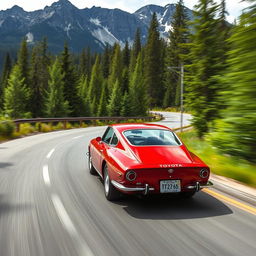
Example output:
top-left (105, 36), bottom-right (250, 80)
top-left (88, 124), bottom-right (213, 201)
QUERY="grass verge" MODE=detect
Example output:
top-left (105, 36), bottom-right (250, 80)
top-left (179, 130), bottom-right (256, 188)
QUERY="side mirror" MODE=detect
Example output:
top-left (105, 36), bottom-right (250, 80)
top-left (96, 137), bottom-right (102, 142)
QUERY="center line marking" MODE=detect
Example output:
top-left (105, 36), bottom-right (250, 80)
top-left (51, 194), bottom-right (94, 256)
top-left (73, 135), bottom-right (83, 139)
top-left (47, 148), bottom-right (55, 159)
top-left (203, 188), bottom-right (256, 216)
top-left (43, 165), bottom-right (51, 186)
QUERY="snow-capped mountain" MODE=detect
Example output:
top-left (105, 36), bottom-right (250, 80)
top-left (0, 0), bottom-right (193, 53)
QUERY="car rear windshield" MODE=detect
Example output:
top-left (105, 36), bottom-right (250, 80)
top-left (123, 129), bottom-right (182, 146)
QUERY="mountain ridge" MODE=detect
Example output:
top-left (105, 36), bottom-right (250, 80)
top-left (0, 0), bottom-right (193, 54)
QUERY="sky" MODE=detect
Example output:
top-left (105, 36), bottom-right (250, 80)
top-left (0, 0), bottom-right (251, 23)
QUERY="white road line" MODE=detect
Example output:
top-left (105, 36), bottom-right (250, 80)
top-left (73, 135), bottom-right (83, 139)
top-left (43, 165), bottom-right (51, 186)
top-left (46, 148), bottom-right (55, 159)
top-left (51, 194), bottom-right (77, 236)
top-left (51, 194), bottom-right (94, 256)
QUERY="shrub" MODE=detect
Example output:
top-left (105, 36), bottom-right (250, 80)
top-left (0, 121), bottom-right (15, 137)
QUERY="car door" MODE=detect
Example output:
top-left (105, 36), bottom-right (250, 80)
top-left (93, 127), bottom-right (114, 175)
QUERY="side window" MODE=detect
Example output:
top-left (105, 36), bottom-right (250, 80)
top-left (102, 127), bottom-right (114, 144)
top-left (110, 133), bottom-right (118, 146)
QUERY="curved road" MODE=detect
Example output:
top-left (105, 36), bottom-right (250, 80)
top-left (0, 113), bottom-right (255, 256)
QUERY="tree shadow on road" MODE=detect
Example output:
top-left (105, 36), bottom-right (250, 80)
top-left (0, 162), bottom-right (13, 169)
top-left (115, 191), bottom-right (233, 220)
top-left (0, 195), bottom-right (32, 217)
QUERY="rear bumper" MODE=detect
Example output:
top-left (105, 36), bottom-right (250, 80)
top-left (186, 181), bottom-right (213, 192)
top-left (111, 180), bottom-right (213, 195)
top-left (111, 181), bottom-right (154, 195)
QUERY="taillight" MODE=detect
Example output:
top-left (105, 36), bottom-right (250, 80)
top-left (199, 168), bottom-right (209, 178)
top-left (126, 170), bottom-right (137, 181)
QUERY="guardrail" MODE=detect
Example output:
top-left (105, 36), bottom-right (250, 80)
top-left (1, 114), bottom-right (163, 132)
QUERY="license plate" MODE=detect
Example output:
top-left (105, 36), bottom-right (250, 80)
top-left (160, 180), bottom-right (181, 193)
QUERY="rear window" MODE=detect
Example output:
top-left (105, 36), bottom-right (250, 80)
top-left (123, 129), bottom-right (181, 146)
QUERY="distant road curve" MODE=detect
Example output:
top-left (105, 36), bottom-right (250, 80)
top-left (0, 112), bottom-right (255, 256)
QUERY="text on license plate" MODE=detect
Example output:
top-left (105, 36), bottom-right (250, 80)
top-left (160, 180), bottom-right (181, 193)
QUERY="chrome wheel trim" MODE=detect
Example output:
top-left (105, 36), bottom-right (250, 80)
top-left (104, 172), bottom-right (110, 195)
top-left (89, 156), bottom-right (92, 169)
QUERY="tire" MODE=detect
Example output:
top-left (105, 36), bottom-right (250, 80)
top-left (88, 154), bottom-right (97, 175)
top-left (103, 164), bottom-right (120, 201)
top-left (179, 191), bottom-right (196, 199)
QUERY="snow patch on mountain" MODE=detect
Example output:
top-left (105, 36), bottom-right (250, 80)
top-left (92, 26), bottom-right (120, 46)
top-left (43, 11), bottom-right (55, 19)
top-left (64, 23), bottom-right (72, 39)
top-left (0, 20), bottom-right (4, 27)
top-left (26, 32), bottom-right (34, 43)
top-left (90, 18), bottom-right (101, 26)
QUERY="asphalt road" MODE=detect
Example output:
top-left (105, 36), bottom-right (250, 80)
top-left (0, 113), bottom-right (255, 256)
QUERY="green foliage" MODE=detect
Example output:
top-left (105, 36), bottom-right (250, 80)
top-left (29, 39), bottom-right (51, 117)
top-left (209, 2), bottom-right (256, 163)
top-left (45, 58), bottom-right (69, 117)
top-left (88, 55), bottom-right (104, 114)
top-left (4, 65), bottom-right (30, 118)
top-left (186, 0), bottom-right (222, 137)
top-left (0, 120), bottom-right (15, 137)
top-left (130, 28), bottom-right (142, 72)
top-left (145, 13), bottom-right (165, 106)
top-left (108, 44), bottom-right (122, 91)
top-left (180, 130), bottom-right (256, 187)
top-left (17, 39), bottom-right (29, 86)
top-left (0, 53), bottom-right (12, 110)
top-left (164, 0), bottom-right (190, 108)
top-left (129, 53), bottom-right (149, 116)
top-left (120, 92), bottom-right (133, 116)
top-left (78, 75), bottom-right (91, 116)
top-left (97, 82), bottom-right (108, 116)
top-left (107, 80), bottom-right (122, 116)
top-left (60, 43), bottom-right (82, 116)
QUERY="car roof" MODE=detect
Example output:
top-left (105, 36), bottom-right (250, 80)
top-left (111, 123), bottom-right (171, 133)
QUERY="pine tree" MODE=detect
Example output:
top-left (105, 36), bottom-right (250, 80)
top-left (88, 55), bottom-right (104, 115)
top-left (120, 68), bottom-right (129, 94)
top-left (17, 39), bottom-right (29, 87)
top-left (144, 13), bottom-right (164, 107)
top-left (122, 41), bottom-right (130, 67)
top-left (217, 0), bottom-right (230, 66)
top-left (186, 0), bottom-right (221, 137)
top-left (45, 58), bottom-right (69, 117)
top-left (102, 45), bottom-right (110, 79)
top-left (60, 43), bottom-right (82, 116)
top-left (164, 0), bottom-right (190, 108)
top-left (77, 75), bottom-right (91, 116)
top-left (4, 65), bottom-right (30, 118)
top-left (130, 28), bottom-right (142, 72)
top-left (97, 82), bottom-right (108, 116)
top-left (79, 47), bottom-right (92, 78)
top-left (130, 53), bottom-right (148, 116)
top-left (108, 44), bottom-right (122, 91)
top-left (210, 2), bottom-right (256, 163)
top-left (107, 80), bottom-right (122, 116)
top-left (121, 92), bottom-right (133, 116)
top-left (29, 39), bottom-right (51, 117)
top-left (0, 53), bottom-right (12, 110)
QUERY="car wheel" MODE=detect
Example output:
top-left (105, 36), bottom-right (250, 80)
top-left (103, 165), bottom-right (120, 201)
top-left (88, 154), bottom-right (97, 175)
top-left (179, 191), bottom-right (196, 199)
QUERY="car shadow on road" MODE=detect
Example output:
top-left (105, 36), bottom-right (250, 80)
top-left (115, 191), bottom-right (233, 220)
